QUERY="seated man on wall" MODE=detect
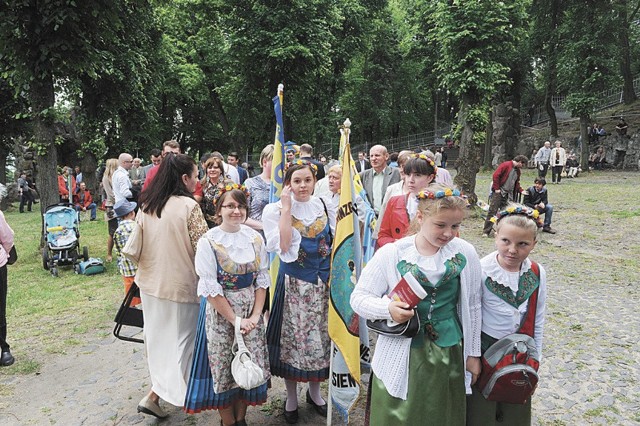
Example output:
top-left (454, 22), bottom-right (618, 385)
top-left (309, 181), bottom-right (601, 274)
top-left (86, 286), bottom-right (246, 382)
top-left (73, 182), bottom-right (97, 221)
top-left (523, 177), bottom-right (555, 234)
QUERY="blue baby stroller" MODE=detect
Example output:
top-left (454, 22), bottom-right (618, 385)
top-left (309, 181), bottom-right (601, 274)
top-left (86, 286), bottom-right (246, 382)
top-left (42, 203), bottom-right (89, 277)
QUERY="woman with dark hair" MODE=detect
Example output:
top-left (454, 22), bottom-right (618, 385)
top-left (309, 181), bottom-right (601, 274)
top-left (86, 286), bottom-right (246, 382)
top-left (262, 161), bottom-right (336, 424)
top-left (135, 153), bottom-right (208, 419)
top-left (377, 154), bottom-right (437, 248)
top-left (200, 156), bottom-right (230, 228)
top-left (187, 185), bottom-right (271, 425)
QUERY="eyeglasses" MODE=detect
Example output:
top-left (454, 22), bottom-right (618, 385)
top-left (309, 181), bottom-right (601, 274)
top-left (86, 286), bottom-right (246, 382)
top-left (221, 204), bottom-right (246, 211)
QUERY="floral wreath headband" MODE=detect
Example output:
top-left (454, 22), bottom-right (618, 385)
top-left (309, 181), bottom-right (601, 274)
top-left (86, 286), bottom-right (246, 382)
top-left (416, 188), bottom-right (461, 200)
top-left (213, 183), bottom-right (250, 205)
top-left (285, 159), bottom-right (318, 175)
top-left (490, 205), bottom-right (544, 228)
top-left (410, 153), bottom-right (437, 172)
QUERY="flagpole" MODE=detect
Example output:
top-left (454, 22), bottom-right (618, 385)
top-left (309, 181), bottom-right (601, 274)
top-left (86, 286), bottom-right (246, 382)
top-left (327, 341), bottom-right (335, 426)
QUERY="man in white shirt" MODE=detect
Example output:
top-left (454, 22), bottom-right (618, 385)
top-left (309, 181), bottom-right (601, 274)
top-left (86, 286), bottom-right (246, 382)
top-left (112, 153), bottom-right (134, 204)
top-left (534, 141), bottom-right (552, 179)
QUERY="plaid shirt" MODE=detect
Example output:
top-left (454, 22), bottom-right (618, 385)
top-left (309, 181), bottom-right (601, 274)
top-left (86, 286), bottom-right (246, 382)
top-left (114, 219), bottom-right (137, 277)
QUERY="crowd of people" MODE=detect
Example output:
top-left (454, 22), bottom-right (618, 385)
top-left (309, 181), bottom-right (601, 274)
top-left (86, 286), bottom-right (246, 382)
top-left (4, 140), bottom-right (549, 426)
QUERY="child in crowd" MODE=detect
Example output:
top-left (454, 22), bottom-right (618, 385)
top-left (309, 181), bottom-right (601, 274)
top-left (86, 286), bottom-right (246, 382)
top-left (351, 184), bottom-right (482, 425)
top-left (467, 204), bottom-right (547, 425)
top-left (188, 184), bottom-right (270, 426)
top-left (262, 161), bottom-right (335, 424)
top-left (113, 199), bottom-right (141, 307)
top-left (523, 178), bottom-right (556, 234)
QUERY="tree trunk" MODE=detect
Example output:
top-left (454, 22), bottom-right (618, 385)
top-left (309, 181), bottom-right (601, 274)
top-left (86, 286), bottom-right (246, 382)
top-left (620, 0), bottom-right (637, 104)
top-left (81, 152), bottom-right (98, 196)
top-left (484, 109), bottom-right (493, 169)
top-left (453, 97), bottom-right (482, 204)
top-left (30, 73), bottom-right (58, 247)
top-left (579, 115), bottom-right (590, 170)
top-left (0, 149), bottom-right (7, 185)
top-left (545, 94), bottom-right (558, 137)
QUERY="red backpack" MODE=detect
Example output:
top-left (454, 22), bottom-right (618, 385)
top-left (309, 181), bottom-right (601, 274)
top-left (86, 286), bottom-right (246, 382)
top-left (476, 262), bottom-right (541, 404)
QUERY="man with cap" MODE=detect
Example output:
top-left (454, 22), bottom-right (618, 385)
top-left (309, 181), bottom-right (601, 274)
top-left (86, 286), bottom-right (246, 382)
top-left (113, 199), bottom-right (141, 306)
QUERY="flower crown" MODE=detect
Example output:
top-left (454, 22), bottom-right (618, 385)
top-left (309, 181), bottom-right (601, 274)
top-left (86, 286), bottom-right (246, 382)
top-left (416, 188), bottom-right (461, 200)
top-left (213, 183), bottom-right (250, 205)
top-left (285, 159), bottom-right (318, 175)
top-left (410, 153), bottom-right (437, 171)
top-left (490, 205), bottom-right (544, 228)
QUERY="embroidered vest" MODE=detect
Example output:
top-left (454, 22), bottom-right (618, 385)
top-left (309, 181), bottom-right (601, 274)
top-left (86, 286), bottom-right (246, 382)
top-left (398, 253), bottom-right (467, 348)
top-left (484, 265), bottom-right (540, 309)
top-left (209, 236), bottom-right (262, 291)
top-left (280, 213), bottom-right (332, 283)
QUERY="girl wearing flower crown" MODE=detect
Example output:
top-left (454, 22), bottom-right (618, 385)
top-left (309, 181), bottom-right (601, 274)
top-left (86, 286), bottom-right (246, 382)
top-left (376, 154), bottom-right (437, 248)
top-left (351, 184), bottom-right (482, 425)
top-left (467, 204), bottom-right (547, 425)
top-left (188, 185), bottom-right (271, 426)
top-left (262, 161), bottom-right (336, 423)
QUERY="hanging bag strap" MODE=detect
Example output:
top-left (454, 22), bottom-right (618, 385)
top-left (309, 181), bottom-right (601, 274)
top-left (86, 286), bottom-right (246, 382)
top-left (518, 261), bottom-right (540, 337)
top-left (233, 316), bottom-right (250, 354)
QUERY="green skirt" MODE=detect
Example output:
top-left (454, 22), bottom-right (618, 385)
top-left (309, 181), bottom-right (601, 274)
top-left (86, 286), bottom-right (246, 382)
top-left (369, 339), bottom-right (465, 426)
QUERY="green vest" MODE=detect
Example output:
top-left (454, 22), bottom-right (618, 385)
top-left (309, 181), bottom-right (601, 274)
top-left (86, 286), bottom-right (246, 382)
top-left (397, 253), bottom-right (467, 348)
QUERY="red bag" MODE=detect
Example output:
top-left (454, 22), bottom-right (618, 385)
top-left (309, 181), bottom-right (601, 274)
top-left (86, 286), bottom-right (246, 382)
top-left (476, 262), bottom-right (540, 404)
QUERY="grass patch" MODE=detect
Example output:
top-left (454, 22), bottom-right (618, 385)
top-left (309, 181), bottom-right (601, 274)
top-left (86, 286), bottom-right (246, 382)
top-left (611, 209), bottom-right (640, 218)
top-left (0, 207), bottom-right (122, 377)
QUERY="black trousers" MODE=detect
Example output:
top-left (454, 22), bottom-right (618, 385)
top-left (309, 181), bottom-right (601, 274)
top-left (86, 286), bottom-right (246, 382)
top-left (483, 192), bottom-right (508, 234)
top-left (19, 191), bottom-right (33, 213)
top-left (551, 165), bottom-right (563, 183)
top-left (0, 265), bottom-right (9, 352)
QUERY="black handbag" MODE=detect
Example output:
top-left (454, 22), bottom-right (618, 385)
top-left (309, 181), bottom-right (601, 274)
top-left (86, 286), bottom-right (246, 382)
top-left (6, 246), bottom-right (17, 265)
top-left (113, 282), bottom-right (144, 344)
top-left (366, 310), bottom-right (420, 338)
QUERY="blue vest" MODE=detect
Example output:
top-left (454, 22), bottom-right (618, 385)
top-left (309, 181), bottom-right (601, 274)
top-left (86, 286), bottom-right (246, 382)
top-left (280, 213), bottom-right (332, 283)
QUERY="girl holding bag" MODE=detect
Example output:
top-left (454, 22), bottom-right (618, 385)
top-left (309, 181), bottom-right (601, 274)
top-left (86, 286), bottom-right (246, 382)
top-left (351, 185), bottom-right (482, 425)
top-left (190, 184), bottom-right (270, 426)
top-left (262, 161), bottom-right (336, 424)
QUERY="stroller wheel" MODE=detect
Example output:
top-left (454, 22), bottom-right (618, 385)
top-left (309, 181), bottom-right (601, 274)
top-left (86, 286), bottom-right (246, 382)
top-left (42, 248), bottom-right (50, 270)
top-left (83, 246), bottom-right (89, 261)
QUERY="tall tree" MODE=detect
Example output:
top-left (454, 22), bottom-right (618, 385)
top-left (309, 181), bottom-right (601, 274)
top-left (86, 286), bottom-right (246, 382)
top-left (616, 0), bottom-right (640, 104)
top-left (430, 0), bottom-right (529, 202)
top-left (558, 0), bottom-right (619, 170)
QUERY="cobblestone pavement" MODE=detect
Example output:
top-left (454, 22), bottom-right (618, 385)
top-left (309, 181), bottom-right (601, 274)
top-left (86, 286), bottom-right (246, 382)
top-left (1, 172), bottom-right (638, 425)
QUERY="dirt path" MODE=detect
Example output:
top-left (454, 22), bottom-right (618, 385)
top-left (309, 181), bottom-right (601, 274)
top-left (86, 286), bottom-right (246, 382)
top-left (1, 171), bottom-right (639, 425)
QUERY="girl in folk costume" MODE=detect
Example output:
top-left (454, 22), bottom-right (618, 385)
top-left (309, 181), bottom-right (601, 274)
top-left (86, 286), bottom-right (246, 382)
top-left (467, 205), bottom-right (547, 426)
top-left (262, 161), bottom-right (336, 424)
top-left (189, 184), bottom-right (271, 426)
top-left (376, 154), bottom-right (437, 248)
top-left (351, 185), bottom-right (482, 425)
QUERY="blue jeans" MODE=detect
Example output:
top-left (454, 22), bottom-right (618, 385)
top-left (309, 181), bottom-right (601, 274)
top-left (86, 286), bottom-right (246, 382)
top-left (75, 203), bottom-right (97, 220)
top-left (537, 204), bottom-right (553, 227)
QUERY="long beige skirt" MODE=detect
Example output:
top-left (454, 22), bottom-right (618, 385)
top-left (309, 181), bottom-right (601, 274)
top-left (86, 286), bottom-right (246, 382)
top-left (140, 293), bottom-right (199, 406)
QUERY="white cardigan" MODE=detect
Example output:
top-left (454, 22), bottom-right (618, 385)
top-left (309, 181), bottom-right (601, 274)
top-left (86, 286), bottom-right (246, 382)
top-left (351, 236), bottom-right (482, 400)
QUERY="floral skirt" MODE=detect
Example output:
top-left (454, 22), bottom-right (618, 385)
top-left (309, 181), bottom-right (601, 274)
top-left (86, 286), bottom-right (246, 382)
top-left (184, 288), bottom-right (269, 413)
top-left (266, 272), bottom-right (330, 381)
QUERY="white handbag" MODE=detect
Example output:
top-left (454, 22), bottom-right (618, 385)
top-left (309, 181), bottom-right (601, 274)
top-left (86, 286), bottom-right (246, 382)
top-left (231, 316), bottom-right (265, 390)
top-left (122, 217), bottom-right (143, 264)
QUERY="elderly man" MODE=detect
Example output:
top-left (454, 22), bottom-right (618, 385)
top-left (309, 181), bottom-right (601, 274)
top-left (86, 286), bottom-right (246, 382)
top-left (113, 153), bottom-right (134, 204)
top-left (129, 158), bottom-right (146, 187)
top-left (534, 141), bottom-right (552, 178)
top-left (482, 155), bottom-right (529, 236)
top-left (360, 145), bottom-right (401, 217)
top-left (549, 140), bottom-right (567, 184)
top-left (73, 182), bottom-right (97, 221)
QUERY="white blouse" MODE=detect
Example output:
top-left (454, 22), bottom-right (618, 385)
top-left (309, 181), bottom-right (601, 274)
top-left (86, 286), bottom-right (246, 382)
top-left (351, 236), bottom-right (483, 400)
top-left (480, 252), bottom-right (547, 359)
top-left (195, 225), bottom-right (270, 298)
top-left (262, 196), bottom-right (337, 263)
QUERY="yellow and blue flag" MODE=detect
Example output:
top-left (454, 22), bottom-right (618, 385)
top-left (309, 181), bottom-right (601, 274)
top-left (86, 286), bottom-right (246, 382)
top-left (269, 84), bottom-right (285, 302)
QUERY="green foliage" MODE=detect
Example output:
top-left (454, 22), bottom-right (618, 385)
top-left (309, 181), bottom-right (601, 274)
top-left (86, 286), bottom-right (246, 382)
top-left (450, 106), bottom-right (489, 145)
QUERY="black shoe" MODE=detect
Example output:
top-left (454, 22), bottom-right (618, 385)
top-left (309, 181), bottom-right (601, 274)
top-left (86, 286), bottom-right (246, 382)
top-left (1, 350), bottom-right (15, 366)
top-left (90, 218), bottom-right (96, 221)
top-left (235, 420), bottom-right (247, 426)
top-left (306, 390), bottom-right (327, 417)
top-left (283, 400), bottom-right (298, 424)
